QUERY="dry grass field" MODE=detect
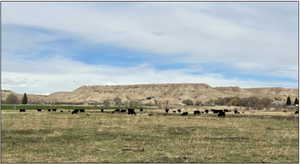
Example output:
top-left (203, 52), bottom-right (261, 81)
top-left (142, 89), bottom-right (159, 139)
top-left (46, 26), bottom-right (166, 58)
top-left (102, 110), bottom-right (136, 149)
top-left (1, 108), bottom-right (299, 163)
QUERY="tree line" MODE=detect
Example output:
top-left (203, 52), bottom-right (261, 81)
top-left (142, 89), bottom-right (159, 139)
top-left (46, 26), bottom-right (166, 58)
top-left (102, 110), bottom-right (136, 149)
top-left (181, 96), bottom-right (299, 107)
top-left (2, 92), bottom-right (299, 108)
top-left (3, 93), bottom-right (28, 104)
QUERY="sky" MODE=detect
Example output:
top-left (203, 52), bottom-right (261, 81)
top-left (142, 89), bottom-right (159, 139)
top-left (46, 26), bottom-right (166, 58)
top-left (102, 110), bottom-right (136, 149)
top-left (1, 2), bottom-right (298, 95)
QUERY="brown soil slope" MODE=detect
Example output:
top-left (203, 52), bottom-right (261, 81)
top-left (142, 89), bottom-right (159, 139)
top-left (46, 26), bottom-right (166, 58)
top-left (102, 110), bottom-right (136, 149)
top-left (1, 83), bottom-right (298, 105)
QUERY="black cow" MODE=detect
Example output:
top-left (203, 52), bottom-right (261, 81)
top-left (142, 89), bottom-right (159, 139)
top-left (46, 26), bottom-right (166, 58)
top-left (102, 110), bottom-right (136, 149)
top-left (115, 108), bottom-right (120, 112)
top-left (48, 109), bottom-right (51, 112)
top-left (72, 109), bottom-right (79, 114)
top-left (205, 110), bottom-right (209, 114)
top-left (295, 111), bottom-right (299, 114)
top-left (60, 110), bottom-right (64, 112)
top-left (224, 109), bottom-right (229, 112)
top-left (37, 109), bottom-right (42, 112)
top-left (100, 109), bottom-right (104, 112)
top-left (120, 109), bottom-right (127, 113)
top-left (234, 110), bottom-right (240, 114)
top-left (211, 109), bottom-right (218, 113)
top-left (128, 108), bottom-right (136, 115)
top-left (212, 109), bottom-right (223, 114)
top-left (52, 109), bottom-right (57, 112)
top-left (19, 109), bottom-right (26, 112)
top-left (140, 108), bottom-right (143, 112)
top-left (173, 111), bottom-right (176, 113)
top-left (165, 108), bottom-right (169, 113)
top-left (181, 112), bottom-right (188, 116)
top-left (79, 109), bottom-right (85, 113)
top-left (177, 109), bottom-right (182, 113)
top-left (218, 111), bottom-right (226, 117)
top-left (194, 110), bottom-right (200, 115)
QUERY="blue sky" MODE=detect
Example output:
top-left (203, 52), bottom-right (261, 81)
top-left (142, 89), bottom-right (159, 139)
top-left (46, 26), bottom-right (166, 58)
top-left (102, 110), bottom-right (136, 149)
top-left (2, 2), bottom-right (298, 94)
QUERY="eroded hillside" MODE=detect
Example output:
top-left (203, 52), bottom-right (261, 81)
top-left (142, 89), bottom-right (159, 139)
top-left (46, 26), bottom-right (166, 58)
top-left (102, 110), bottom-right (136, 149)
top-left (1, 83), bottom-right (298, 105)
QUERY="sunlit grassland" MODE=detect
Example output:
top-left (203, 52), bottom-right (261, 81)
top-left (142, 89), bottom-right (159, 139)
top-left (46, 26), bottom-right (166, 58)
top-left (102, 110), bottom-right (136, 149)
top-left (2, 109), bottom-right (298, 163)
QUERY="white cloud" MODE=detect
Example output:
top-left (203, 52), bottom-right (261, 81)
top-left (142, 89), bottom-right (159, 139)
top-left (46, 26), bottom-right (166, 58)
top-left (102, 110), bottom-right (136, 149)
top-left (2, 56), bottom-right (296, 94)
top-left (3, 4), bottom-right (297, 62)
top-left (1, 3), bottom-right (298, 93)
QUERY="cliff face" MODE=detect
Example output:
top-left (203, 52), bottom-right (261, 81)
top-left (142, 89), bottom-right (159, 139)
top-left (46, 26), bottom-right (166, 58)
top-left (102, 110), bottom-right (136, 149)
top-left (1, 83), bottom-right (298, 105)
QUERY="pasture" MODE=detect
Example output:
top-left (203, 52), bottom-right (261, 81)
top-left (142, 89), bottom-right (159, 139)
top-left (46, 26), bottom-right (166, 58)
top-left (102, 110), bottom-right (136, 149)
top-left (1, 107), bottom-right (299, 163)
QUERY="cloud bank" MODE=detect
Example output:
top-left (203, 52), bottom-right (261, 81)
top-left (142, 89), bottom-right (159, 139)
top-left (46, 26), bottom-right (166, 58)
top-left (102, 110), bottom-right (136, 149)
top-left (2, 2), bottom-right (298, 94)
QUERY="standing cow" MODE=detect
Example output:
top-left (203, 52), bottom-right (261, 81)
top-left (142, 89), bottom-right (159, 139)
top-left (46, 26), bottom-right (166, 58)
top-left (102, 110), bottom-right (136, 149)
top-left (218, 111), bottom-right (226, 117)
top-left (181, 112), bottom-right (188, 116)
top-left (165, 108), bottom-right (169, 113)
top-left (128, 108), bottom-right (136, 115)
top-left (72, 109), bottom-right (79, 114)
top-left (194, 110), bottom-right (200, 115)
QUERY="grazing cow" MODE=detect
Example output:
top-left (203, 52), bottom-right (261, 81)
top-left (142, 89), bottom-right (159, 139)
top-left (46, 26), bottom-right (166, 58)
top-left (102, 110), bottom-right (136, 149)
top-left (115, 108), bottom-right (120, 112)
top-left (165, 108), bottom-right (169, 113)
top-left (218, 111), bottom-right (226, 117)
top-left (194, 110), bottom-right (200, 115)
top-left (224, 109), bottom-right (229, 112)
top-left (79, 109), bottom-right (85, 113)
top-left (48, 109), bottom-right (51, 112)
top-left (128, 108), bottom-right (136, 115)
top-left (177, 109), bottom-right (182, 113)
top-left (181, 112), bottom-right (188, 116)
top-left (211, 109), bottom-right (218, 113)
top-left (212, 109), bottom-right (223, 113)
top-left (100, 109), bottom-right (104, 112)
top-left (140, 108), bottom-right (143, 112)
top-left (173, 111), bottom-right (176, 113)
top-left (37, 109), bottom-right (42, 112)
top-left (295, 111), bottom-right (299, 114)
top-left (120, 109), bottom-right (127, 113)
top-left (19, 109), bottom-right (26, 112)
top-left (60, 110), bottom-right (63, 112)
top-left (52, 109), bottom-right (57, 112)
top-left (234, 110), bottom-right (240, 114)
top-left (205, 110), bottom-right (209, 114)
top-left (72, 109), bottom-right (79, 114)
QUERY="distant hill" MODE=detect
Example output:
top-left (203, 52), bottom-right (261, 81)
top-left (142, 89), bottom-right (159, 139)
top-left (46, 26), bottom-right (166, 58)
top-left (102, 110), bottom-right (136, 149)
top-left (1, 83), bottom-right (298, 105)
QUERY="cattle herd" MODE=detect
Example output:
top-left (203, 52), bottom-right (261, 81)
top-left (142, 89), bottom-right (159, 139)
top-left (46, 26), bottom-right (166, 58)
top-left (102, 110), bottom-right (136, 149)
top-left (17, 107), bottom-right (299, 117)
top-left (162, 108), bottom-right (243, 117)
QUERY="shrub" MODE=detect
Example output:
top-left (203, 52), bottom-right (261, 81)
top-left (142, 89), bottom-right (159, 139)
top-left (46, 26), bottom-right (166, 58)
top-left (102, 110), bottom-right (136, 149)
top-left (182, 99), bottom-right (193, 106)
top-left (113, 97), bottom-right (122, 106)
top-left (129, 100), bottom-right (139, 108)
top-left (5, 93), bottom-right (19, 104)
top-left (194, 100), bottom-right (202, 106)
top-left (286, 96), bottom-right (291, 106)
top-left (294, 97), bottom-right (299, 105)
top-left (103, 99), bottom-right (111, 108)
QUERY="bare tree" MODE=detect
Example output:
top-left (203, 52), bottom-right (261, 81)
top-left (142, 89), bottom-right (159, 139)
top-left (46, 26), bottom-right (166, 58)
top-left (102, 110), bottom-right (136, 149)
top-left (182, 99), bottom-right (193, 106)
top-left (113, 97), bottom-right (122, 106)
top-left (103, 99), bottom-right (111, 108)
top-left (6, 93), bottom-right (19, 104)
